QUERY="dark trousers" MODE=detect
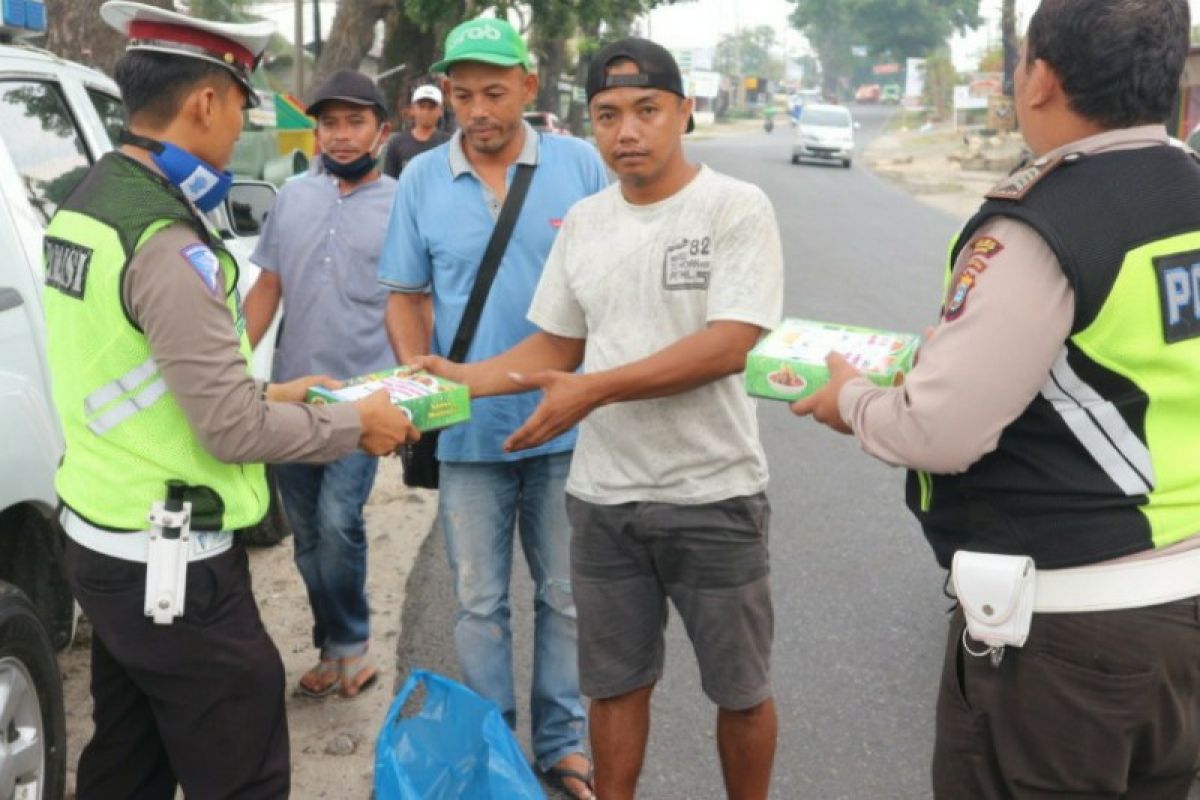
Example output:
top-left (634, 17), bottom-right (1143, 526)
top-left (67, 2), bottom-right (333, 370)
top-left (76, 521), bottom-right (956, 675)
top-left (934, 601), bottom-right (1200, 799)
top-left (64, 538), bottom-right (289, 800)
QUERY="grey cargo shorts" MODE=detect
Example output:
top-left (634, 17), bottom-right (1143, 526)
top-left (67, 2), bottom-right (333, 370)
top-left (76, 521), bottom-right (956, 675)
top-left (566, 492), bottom-right (773, 711)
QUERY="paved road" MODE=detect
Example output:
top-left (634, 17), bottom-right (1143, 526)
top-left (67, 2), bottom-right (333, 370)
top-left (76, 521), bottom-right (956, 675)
top-left (395, 106), bottom-right (971, 799)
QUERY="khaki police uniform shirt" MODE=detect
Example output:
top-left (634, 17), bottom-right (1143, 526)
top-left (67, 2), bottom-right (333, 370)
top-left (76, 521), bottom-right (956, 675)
top-left (122, 222), bottom-right (361, 464)
top-left (837, 125), bottom-right (1199, 561)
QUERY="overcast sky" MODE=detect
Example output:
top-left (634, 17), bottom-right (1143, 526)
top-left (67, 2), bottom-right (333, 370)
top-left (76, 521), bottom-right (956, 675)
top-left (644, 0), bottom-right (1200, 72)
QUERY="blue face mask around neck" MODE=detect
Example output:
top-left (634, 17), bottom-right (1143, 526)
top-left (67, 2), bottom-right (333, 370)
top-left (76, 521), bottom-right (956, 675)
top-left (119, 130), bottom-right (233, 213)
top-left (320, 128), bottom-right (384, 182)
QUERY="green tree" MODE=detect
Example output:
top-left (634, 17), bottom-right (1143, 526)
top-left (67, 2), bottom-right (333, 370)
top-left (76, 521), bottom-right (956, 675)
top-left (714, 25), bottom-right (777, 79)
top-left (850, 0), bottom-right (981, 60)
top-left (920, 51), bottom-right (956, 118)
top-left (790, 0), bottom-right (981, 95)
top-left (313, 0), bottom-right (392, 86)
top-left (46, 0), bottom-right (174, 75)
top-left (529, 0), bottom-right (576, 115)
top-left (789, 0), bottom-right (856, 95)
top-left (557, 0), bottom-right (679, 134)
top-left (977, 44), bottom-right (1003, 73)
top-left (188, 0), bottom-right (256, 22)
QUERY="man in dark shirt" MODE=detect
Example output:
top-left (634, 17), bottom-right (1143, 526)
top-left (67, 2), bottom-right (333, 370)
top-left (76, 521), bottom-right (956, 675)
top-left (382, 84), bottom-right (450, 177)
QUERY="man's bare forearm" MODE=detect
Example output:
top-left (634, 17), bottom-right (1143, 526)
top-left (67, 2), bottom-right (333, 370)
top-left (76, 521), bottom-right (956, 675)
top-left (243, 271), bottom-right (281, 349)
top-left (463, 331), bottom-right (586, 397)
top-left (582, 321), bottom-right (762, 406)
top-left (386, 292), bottom-right (432, 364)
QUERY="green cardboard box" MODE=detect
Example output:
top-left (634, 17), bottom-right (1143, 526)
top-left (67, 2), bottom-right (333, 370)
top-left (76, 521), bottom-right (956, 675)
top-left (745, 318), bottom-right (920, 401)
top-left (305, 367), bottom-right (471, 432)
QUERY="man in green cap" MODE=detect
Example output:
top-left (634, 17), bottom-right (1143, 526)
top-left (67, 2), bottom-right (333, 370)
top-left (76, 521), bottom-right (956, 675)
top-left (379, 15), bottom-right (608, 800)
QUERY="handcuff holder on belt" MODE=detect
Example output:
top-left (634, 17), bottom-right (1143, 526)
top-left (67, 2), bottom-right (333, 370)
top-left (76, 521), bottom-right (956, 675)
top-left (144, 480), bottom-right (192, 625)
top-left (951, 551), bottom-right (1036, 667)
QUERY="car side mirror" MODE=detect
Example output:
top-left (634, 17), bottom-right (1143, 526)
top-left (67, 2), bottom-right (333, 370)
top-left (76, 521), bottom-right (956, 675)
top-left (224, 180), bottom-right (277, 238)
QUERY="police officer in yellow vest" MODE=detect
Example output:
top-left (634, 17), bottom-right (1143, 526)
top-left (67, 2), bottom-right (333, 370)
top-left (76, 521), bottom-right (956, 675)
top-left (794, 0), bottom-right (1200, 796)
top-left (42, 3), bottom-right (418, 797)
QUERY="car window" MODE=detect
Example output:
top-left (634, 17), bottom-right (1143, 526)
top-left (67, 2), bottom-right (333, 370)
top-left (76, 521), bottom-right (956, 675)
top-left (802, 108), bottom-right (851, 127)
top-left (87, 88), bottom-right (125, 145)
top-left (0, 80), bottom-right (92, 225)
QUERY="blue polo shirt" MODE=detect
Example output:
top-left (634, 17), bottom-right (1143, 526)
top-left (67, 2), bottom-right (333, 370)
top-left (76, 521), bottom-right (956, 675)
top-left (378, 123), bottom-right (608, 462)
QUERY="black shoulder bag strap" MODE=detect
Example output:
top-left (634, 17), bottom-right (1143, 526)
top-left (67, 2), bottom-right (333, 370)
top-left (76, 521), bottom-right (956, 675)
top-left (447, 162), bottom-right (536, 363)
top-left (400, 163), bottom-right (535, 489)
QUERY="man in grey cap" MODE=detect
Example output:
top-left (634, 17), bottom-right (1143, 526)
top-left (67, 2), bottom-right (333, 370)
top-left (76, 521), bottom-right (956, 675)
top-left (245, 68), bottom-right (397, 700)
top-left (44, 6), bottom-right (417, 799)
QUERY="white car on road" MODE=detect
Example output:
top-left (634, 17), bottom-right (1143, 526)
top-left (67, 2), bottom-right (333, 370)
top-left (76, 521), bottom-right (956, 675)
top-left (792, 103), bottom-right (858, 168)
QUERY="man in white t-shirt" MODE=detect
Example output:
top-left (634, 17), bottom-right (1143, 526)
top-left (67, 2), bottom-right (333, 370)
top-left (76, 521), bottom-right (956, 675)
top-left (415, 37), bottom-right (784, 800)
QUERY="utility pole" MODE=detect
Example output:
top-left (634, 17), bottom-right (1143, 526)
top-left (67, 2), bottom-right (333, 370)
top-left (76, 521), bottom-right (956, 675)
top-left (293, 0), bottom-right (304, 97)
top-left (1001, 0), bottom-right (1016, 95)
top-left (312, 0), bottom-right (322, 61)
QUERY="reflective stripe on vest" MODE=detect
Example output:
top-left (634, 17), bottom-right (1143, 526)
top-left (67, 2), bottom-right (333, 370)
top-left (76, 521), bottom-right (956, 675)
top-left (87, 377), bottom-right (169, 435)
top-left (83, 356), bottom-right (159, 415)
top-left (1040, 347), bottom-right (1155, 496)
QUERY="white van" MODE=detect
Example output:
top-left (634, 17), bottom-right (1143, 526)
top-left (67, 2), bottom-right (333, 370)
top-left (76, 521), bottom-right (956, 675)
top-left (0, 43), bottom-right (283, 799)
top-left (792, 102), bottom-right (858, 168)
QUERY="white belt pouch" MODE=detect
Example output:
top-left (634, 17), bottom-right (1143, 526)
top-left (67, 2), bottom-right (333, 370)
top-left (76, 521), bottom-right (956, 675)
top-left (950, 551), bottom-right (1035, 648)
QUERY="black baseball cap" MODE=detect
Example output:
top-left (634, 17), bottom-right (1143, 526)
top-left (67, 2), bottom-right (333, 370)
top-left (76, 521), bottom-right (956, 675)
top-left (306, 69), bottom-right (388, 118)
top-left (586, 37), bottom-right (694, 133)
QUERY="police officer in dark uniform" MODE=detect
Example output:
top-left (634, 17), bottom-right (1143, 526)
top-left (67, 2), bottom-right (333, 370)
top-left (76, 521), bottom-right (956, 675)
top-left (43, 3), bottom-right (417, 797)
top-left (795, 0), bottom-right (1200, 796)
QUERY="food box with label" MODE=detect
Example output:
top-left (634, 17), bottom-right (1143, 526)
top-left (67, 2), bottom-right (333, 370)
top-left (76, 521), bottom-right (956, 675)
top-left (744, 318), bottom-right (920, 401)
top-left (305, 367), bottom-right (471, 432)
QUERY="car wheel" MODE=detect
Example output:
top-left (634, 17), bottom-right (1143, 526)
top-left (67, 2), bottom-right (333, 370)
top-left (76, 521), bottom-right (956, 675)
top-left (237, 465), bottom-right (292, 548)
top-left (0, 584), bottom-right (66, 800)
top-left (842, 159), bottom-right (852, 168)
top-left (0, 507), bottom-right (74, 650)
top-left (791, 155), bottom-right (800, 165)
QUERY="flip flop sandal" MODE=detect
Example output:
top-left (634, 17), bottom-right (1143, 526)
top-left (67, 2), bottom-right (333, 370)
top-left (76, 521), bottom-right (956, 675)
top-left (538, 761), bottom-right (596, 800)
top-left (339, 654), bottom-right (379, 699)
top-left (296, 659), bottom-right (341, 698)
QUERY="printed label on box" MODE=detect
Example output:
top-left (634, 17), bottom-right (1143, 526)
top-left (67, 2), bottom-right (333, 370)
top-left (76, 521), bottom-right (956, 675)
top-left (744, 318), bottom-right (920, 401)
top-left (306, 367), bottom-right (471, 432)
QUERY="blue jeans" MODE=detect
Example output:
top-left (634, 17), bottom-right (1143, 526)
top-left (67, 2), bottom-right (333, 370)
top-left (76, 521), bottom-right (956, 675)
top-left (438, 451), bottom-right (585, 770)
top-left (275, 452), bottom-right (378, 659)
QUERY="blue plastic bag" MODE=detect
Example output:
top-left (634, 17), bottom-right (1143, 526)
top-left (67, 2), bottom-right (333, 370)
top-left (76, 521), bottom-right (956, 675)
top-left (374, 669), bottom-right (547, 800)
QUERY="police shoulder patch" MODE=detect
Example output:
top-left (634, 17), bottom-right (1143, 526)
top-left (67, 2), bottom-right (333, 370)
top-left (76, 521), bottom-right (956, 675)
top-left (970, 236), bottom-right (1004, 259)
top-left (180, 243), bottom-right (223, 296)
top-left (943, 271), bottom-right (976, 322)
top-left (985, 154), bottom-right (1069, 201)
top-left (44, 237), bottom-right (92, 299)
top-left (942, 255), bottom-right (995, 323)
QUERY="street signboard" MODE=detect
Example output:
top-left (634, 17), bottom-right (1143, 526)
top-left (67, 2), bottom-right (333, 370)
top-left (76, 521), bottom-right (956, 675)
top-left (688, 70), bottom-right (721, 99)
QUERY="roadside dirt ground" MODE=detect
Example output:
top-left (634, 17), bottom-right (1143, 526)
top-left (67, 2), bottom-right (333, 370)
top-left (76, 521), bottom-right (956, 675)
top-left (57, 457), bottom-right (437, 799)
top-left (864, 122), bottom-right (1010, 219)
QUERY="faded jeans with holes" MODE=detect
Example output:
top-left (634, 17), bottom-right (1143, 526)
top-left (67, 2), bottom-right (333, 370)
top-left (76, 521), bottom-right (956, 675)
top-left (275, 451), bottom-right (378, 660)
top-left (438, 451), bottom-right (585, 771)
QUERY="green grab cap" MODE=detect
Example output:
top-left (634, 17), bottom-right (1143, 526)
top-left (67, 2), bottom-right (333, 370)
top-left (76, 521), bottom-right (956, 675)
top-left (431, 17), bottom-right (531, 74)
